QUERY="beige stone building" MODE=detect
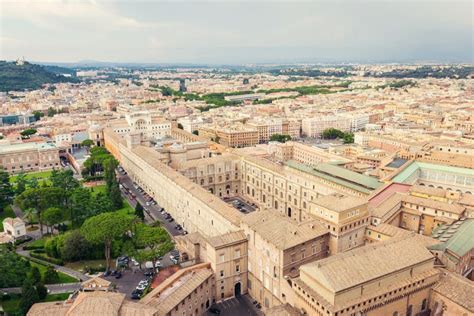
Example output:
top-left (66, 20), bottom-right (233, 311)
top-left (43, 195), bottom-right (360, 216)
top-left (293, 234), bottom-right (440, 316)
top-left (198, 124), bottom-right (259, 148)
top-left (175, 230), bottom-right (248, 301)
top-left (141, 263), bottom-right (215, 316)
top-left (0, 141), bottom-right (60, 174)
top-left (241, 211), bottom-right (329, 309)
top-left (430, 271), bottom-right (474, 316)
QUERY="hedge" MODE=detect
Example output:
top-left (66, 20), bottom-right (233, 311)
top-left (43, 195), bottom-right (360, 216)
top-left (29, 251), bottom-right (64, 266)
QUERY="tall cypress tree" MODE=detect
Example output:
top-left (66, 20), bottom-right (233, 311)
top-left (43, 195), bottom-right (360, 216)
top-left (20, 279), bottom-right (39, 314)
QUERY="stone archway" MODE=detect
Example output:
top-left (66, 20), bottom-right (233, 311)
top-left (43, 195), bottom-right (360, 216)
top-left (234, 282), bottom-right (241, 297)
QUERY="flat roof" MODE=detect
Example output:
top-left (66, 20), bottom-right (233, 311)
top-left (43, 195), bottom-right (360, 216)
top-left (393, 161), bottom-right (474, 183)
top-left (0, 142), bottom-right (57, 154)
top-left (287, 160), bottom-right (383, 194)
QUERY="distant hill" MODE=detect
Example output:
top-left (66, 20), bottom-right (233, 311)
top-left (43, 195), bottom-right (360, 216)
top-left (0, 61), bottom-right (79, 92)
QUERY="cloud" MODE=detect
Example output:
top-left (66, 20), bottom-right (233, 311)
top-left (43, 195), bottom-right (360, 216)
top-left (0, 0), bottom-right (471, 63)
top-left (0, 0), bottom-right (164, 30)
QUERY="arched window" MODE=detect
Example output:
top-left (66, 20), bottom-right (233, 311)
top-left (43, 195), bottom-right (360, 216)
top-left (407, 305), bottom-right (413, 316)
top-left (393, 312), bottom-right (398, 316)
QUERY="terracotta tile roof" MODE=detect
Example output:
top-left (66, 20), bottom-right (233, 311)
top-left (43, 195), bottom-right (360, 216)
top-left (241, 210), bottom-right (328, 250)
top-left (299, 234), bottom-right (435, 292)
top-left (313, 194), bottom-right (367, 213)
top-left (142, 267), bottom-right (213, 314)
top-left (206, 230), bottom-right (247, 249)
top-left (432, 271), bottom-right (474, 312)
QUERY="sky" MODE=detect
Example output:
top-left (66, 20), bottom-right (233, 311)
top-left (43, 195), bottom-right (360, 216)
top-left (0, 0), bottom-right (472, 64)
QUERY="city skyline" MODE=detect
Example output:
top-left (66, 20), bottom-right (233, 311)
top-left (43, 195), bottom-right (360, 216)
top-left (1, 0), bottom-right (473, 64)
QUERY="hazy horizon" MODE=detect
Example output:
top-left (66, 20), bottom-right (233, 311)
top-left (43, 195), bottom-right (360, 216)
top-left (1, 0), bottom-right (473, 64)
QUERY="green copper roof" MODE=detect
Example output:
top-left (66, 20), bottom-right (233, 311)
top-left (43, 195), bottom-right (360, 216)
top-left (286, 160), bottom-right (383, 194)
top-left (430, 219), bottom-right (474, 258)
top-left (393, 161), bottom-right (474, 183)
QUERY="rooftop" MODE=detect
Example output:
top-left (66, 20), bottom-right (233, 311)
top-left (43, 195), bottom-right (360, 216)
top-left (313, 194), bottom-right (367, 213)
top-left (241, 210), bottom-right (328, 250)
top-left (0, 141), bottom-right (57, 154)
top-left (286, 160), bottom-right (383, 194)
top-left (432, 271), bottom-right (474, 312)
top-left (299, 234), bottom-right (436, 292)
top-left (392, 161), bottom-right (474, 183)
top-left (430, 219), bottom-right (474, 258)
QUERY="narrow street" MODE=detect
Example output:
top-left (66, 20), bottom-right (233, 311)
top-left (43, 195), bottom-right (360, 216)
top-left (118, 174), bottom-right (184, 237)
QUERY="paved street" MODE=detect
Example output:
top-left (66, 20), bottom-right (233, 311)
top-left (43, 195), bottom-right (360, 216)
top-left (204, 295), bottom-right (263, 316)
top-left (119, 174), bottom-right (183, 237)
top-left (16, 250), bottom-right (90, 282)
top-left (2, 283), bottom-right (81, 295)
top-left (101, 269), bottom-right (147, 298)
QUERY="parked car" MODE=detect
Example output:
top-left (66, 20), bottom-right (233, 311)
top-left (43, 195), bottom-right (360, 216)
top-left (103, 270), bottom-right (111, 277)
top-left (144, 271), bottom-right (154, 277)
top-left (209, 307), bottom-right (221, 315)
top-left (131, 290), bottom-right (141, 299)
top-left (115, 271), bottom-right (122, 279)
top-left (167, 217), bottom-right (174, 222)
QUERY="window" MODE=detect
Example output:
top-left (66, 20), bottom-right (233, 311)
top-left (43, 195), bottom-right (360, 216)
top-left (220, 270), bottom-right (224, 277)
top-left (235, 249), bottom-right (241, 258)
top-left (236, 265), bottom-right (240, 273)
top-left (421, 299), bottom-right (427, 311)
top-left (220, 254), bottom-right (225, 263)
top-left (407, 305), bottom-right (412, 316)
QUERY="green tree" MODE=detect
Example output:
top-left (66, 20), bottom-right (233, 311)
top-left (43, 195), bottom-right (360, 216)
top-left (69, 187), bottom-right (92, 227)
top-left (15, 171), bottom-right (28, 195)
top-left (135, 202), bottom-right (145, 221)
top-left (47, 107), bottom-right (58, 117)
top-left (20, 128), bottom-right (37, 138)
top-left (192, 130), bottom-right (199, 136)
top-left (81, 139), bottom-right (94, 151)
top-left (343, 133), bottom-right (354, 144)
top-left (321, 128), bottom-right (345, 140)
top-left (103, 158), bottom-right (122, 210)
top-left (42, 207), bottom-right (63, 235)
top-left (32, 110), bottom-right (44, 121)
top-left (20, 279), bottom-right (40, 314)
top-left (0, 168), bottom-right (13, 212)
top-left (29, 266), bottom-right (42, 285)
top-left (28, 176), bottom-right (39, 189)
top-left (81, 212), bottom-right (131, 270)
top-left (36, 283), bottom-right (48, 300)
top-left (43, 265), bottom-right (59, 284)
top-left (0, 251), bottom-right (30, 288)
top-left (270, 134), bottom-right (291, 143)
top-left (15, 187), bottom-right (63, 236)
top-left (134, 224), bottom-right (174, 271)
top-left (23, 207), bottom-right (37, 227)
top-left (60, 230), bottom-right (91, 262)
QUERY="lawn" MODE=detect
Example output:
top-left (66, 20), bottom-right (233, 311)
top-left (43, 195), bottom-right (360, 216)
top-left (117, 198), bottom-right (135, 217)
top-left (9, 170), bottom-right (53, 187)
top-left (0, 206), bottom-right (16, 231)
top-left (29, 261), bottom-right (78, 284)
top-left (0, 293), bottom-right (71, 315)
top-left (65, 259), bottom-right (112, 274)
top-left (89, 184), bottom-right (107, 196)
top-left (25, 237), bottom-right (48, 249)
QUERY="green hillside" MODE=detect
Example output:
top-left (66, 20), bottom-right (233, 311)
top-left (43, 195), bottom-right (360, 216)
top-left (0, 61), bottom-right (78, 92)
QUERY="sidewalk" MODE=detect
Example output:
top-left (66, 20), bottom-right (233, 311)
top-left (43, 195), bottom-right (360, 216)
top-left (16, 250), bottom-right (90, 282)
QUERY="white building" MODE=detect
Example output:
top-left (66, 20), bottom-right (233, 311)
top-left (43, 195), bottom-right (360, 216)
top-left (302, 115), bottom-right (351, 138)
top-left (2, 217), bottom-right (26, 240)
top-left (108, 111), bottom-right (172, 141)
